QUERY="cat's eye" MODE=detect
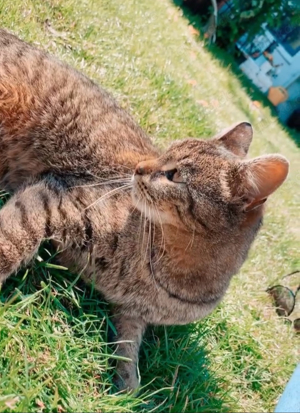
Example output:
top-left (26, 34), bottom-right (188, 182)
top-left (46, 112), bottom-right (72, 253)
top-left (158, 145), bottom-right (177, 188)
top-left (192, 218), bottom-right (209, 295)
top-left (164, 169), bottom-right (184, 183)
top-left (164, 169), bottom-right (177, 181)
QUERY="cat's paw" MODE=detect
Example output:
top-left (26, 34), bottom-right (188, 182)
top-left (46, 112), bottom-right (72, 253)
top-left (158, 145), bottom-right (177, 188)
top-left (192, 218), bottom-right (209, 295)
top-left (113, 369), bottom-right (140, 393)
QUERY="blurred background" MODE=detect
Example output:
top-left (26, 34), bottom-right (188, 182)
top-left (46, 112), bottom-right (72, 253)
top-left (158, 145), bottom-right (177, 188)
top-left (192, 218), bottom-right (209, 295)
top-left (181, 0), bottom-right (300, 130)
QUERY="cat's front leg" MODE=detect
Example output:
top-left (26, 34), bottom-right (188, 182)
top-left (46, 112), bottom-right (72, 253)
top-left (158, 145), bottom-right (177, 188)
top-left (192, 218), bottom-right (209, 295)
top-left (0, 180), bottom-right (83, 284)
top-left (112, 311), bottom-right (146, 392)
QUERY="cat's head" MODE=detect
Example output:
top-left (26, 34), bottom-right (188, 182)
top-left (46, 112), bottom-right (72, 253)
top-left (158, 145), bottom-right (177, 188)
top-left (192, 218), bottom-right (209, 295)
top-left (132, 122), bottom-right (289, 233)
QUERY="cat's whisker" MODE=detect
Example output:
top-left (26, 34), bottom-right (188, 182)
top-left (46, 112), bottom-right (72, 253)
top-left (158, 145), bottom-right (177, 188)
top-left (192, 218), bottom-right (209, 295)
top-left (144, 200), bottom-right (159, 290)
top-left (148, 205), bottom-right (159, 291)
top-left (185, 228), bottom-right (195, 252)
top-left (130, 192), bottom-right (143, 217)
top-left (152, 205), bottom-right (156, 258)
top-left (84, 183), bottom-right (132, 210)
top-left (157, 209), bottom-right (166, 260)
top-left (145, 204), bottom-right (152, 265)
top-left (141, 202), bottom-right (148, 264)
top-left (86, 174), bottom-right (131, 181)
top-left (138, 201), bottom-right (145, 249)
top-left (138, 198), bottom-right (144, 253)
top-left (140, 216), bottom-right (145, 261)
top-left (153, 204), bottom-right (166, 264)
top-left (130, 193), bottom-right (145, 253)
top-left (86, 169), bottom-right (132, 179)
top-left (141, 199), bottom-right (151, 265)
top-left (73, 177), bottom-right (132, 189)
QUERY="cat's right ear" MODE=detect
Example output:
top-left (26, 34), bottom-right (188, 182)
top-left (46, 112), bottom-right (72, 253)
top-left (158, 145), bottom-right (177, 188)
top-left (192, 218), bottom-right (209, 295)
top-left (215, 122), bottom-right (253, 158)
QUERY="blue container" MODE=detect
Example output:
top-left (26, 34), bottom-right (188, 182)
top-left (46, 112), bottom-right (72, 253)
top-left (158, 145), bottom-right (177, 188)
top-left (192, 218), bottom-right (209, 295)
top-left (275, 364), bottom-right (300, 413)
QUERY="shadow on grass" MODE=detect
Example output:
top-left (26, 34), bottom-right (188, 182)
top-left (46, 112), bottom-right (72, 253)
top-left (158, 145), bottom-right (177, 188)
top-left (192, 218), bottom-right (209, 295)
top-left (140, 324), bottom-right (233, 412)
top-left (0, 243), bottom-right (232, 412)
top-left (173, 0), bottom-right (300, 148)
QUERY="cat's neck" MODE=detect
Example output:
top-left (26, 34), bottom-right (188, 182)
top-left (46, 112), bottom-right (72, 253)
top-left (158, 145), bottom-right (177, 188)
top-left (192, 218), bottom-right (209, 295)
top-left (137, 210), bottom-right (263, 305)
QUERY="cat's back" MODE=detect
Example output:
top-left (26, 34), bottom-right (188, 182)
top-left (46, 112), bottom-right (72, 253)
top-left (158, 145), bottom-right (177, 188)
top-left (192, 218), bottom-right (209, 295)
top-left (0, 29), bottom-right (156, 190)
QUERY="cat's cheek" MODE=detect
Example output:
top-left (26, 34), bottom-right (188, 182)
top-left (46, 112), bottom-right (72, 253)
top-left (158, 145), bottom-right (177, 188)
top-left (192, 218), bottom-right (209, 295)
top-left (155, 209), bottom-right (173, 225)
top-left (155, 205), bottom-right (183, 227)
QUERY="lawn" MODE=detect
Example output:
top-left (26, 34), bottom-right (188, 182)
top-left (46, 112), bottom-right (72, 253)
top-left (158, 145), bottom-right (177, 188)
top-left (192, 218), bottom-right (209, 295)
top-left (0, 0), bottom-right (299, 412)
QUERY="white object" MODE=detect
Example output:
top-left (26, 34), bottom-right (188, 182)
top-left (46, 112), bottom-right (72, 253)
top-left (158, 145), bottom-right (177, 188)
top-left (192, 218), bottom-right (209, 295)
top-left (239, 58), bottom-right (272, 92)
top-left (260, 61), bottom-right (273, 74)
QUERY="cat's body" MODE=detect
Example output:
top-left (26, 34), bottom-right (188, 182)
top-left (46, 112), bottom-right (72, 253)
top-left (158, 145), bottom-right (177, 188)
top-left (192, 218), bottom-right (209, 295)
top-left (0, 29), bottom-right (289, 390)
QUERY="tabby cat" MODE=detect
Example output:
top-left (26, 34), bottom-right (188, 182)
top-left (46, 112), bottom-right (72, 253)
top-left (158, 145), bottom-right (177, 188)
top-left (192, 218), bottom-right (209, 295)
top-left (0, 29), bottom-right (289, 391)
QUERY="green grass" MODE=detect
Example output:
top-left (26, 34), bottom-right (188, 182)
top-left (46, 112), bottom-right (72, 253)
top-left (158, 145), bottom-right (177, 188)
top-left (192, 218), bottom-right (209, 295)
top-left (0, 0), bottom-right (299, 411)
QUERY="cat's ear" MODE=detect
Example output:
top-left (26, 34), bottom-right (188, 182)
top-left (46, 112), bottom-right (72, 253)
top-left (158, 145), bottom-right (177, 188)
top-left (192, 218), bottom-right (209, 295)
top-left (215, 122), bottom-right (253, 158)
top-left (238, 154), bottom-right (289, 212)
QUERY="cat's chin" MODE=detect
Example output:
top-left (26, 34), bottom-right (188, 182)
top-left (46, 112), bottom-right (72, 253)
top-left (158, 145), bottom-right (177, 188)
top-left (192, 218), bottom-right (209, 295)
top-left (131, 192), bottom-right (173, 226)
top-left (131, 192), bottom-right (156, 221)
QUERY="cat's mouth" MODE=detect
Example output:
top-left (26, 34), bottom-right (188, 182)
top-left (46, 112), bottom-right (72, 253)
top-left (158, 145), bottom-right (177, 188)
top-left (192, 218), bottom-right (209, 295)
top-left (132, 175), bottom-right (152, 206)
top-left (131, 175), bottom-right (160, 221)
top-left (131, 175), bottom-right (176, 225)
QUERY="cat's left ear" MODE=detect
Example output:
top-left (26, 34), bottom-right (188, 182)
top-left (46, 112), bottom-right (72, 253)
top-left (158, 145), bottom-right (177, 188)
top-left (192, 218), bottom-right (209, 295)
top-left (238, 154), bottom-right (289, 212)
top-left (215, 122), bottom-right (253, 158)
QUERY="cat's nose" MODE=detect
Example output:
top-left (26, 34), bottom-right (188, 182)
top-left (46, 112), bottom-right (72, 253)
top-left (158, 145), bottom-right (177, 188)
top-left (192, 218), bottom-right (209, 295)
top-left (135, 165), bottom-right (145, 175)
top-left (135, 161), bottom-right (152, 176)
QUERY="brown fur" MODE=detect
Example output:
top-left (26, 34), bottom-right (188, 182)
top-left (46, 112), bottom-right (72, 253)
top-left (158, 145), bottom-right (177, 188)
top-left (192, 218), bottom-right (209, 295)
top-left (0, 29), bottom-right (289, 391)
